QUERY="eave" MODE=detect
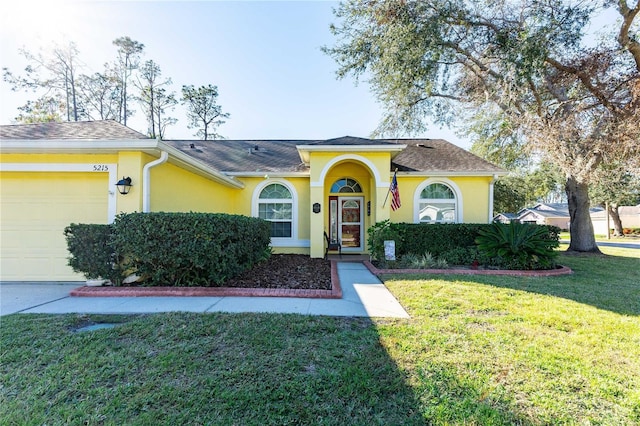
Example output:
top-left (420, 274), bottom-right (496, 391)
top-left (0, 139), bottom-right (244, 189)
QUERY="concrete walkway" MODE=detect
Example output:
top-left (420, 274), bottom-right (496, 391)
top-left (0, 262), bottom-right (409, 318)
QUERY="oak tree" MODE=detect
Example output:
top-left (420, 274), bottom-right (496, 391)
top-left (325, 0), bottom-right (640, 252)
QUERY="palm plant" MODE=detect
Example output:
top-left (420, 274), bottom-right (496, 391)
top-left (475, 222), bottom-right (559, 270)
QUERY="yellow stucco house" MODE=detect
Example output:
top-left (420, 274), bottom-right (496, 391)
top-left (0, 120), bottom-right (505, 281)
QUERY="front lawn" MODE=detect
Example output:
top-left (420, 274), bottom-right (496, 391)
top-left (1, 247), bottom-right (638, 425)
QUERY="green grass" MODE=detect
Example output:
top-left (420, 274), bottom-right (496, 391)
top-left (1, 247), bottom-right (639, 425)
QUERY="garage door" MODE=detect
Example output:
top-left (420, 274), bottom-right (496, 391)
top-left (1, 171), bottom-right (110, 281)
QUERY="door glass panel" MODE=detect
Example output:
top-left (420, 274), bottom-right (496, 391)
top-left (341, 224), bottom-right (360, 248)
top-left (329, 198), bottom-right (338, 243)
top-left (341, 199), bottom-right (361, 248)
top-left (341, 199), bottom-right (360, 223)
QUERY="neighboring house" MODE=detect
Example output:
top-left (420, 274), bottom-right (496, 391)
top-left (590, 205), bottom-right (640, 235)
top-left (512, 202), bottom-right (605, 231)
top-left (0, 120), bottom-right (505, 281)
top-left (516, 203), bottom-right (573, 229)
top-left (492, 213), bottom-right (518, 223)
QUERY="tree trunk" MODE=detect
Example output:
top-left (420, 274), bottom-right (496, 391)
top-left (608, 204), bottom-right (624, 236)
top-left (566, 176), bottom-right (600, 253)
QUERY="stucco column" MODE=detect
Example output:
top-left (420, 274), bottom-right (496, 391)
top-left (309, 185), bottom-right (325, 258)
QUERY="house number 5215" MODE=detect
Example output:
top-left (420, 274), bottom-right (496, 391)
top-left (92, 165), bottom-right (109, 171)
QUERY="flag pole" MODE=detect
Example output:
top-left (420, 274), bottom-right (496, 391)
top-left (382, 168), bottom-right (398, 208)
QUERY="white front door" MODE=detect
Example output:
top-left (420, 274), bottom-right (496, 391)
top-left (329, 196), bottom-right (364, 252)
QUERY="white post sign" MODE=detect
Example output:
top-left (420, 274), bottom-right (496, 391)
top-left (384, 240), bottom-right (396, 261)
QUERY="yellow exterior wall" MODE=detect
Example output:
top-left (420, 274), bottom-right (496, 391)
top-left (234, 176), bottom-right (311, 244)
top-left (390, 175), bottom-right (493, 224)
top-left (1, 148), bottom-right (496, 275)
top-left (149, 162), bottom-right (239, 213)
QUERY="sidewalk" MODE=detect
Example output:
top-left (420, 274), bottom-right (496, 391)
top-left (0, 262), bottom-right (409, 318)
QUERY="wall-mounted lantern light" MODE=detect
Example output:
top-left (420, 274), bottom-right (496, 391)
top-left (313, 202), bottom-right (321, 214)
top-left (116, 176), bottom-right (132, 195)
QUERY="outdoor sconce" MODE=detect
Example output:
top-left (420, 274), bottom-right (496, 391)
top-left (313, 202), bottom-right (321, 214)
top-left (116, 176), bottom-right (133, 195)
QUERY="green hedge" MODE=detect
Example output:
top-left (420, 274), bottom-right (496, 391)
top-left (65, 212), bottom-right (272, 287)
top-left (368, 220), bottom-right (560, 269)
top-left (111, 212), bottom-right (272, 286)
top-left (368, 221), bottom-right (488, 259)
top-left (64, 224), bottom-right (119, 283)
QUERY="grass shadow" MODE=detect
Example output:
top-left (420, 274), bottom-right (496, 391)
top-left (1, 312), bottom-right (427, 425)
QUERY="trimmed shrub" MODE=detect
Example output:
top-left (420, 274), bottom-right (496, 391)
top-left (475, 222), bottom-right (559, 270)
top-left (111, 212), bottom-right (272, 286)
top-left (368, 221), bottom-right (487, 260)
top-left (64, 224), bottom-right (120, 283)
top-left (368, 221), bottom-right (560, 270)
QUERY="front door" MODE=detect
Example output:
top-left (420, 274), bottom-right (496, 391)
top-left (329, 196), bottom-right (364, 252)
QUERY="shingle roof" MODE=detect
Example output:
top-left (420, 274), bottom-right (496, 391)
top-left (388, 139), bottom-right (504, 173)
top-left (0, 120), bottom-right (148, 140)
top-left (0, 121), bottom-right (504, 175)
top-left (165, 137), bottom-right (504, 175)
top-left (165, 140), bottom-right (310, 173)
top-left (306, 136), bottom-right (400, 146)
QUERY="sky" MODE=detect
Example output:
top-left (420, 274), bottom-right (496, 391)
top-left (0, 0), bottom-right (470, 147)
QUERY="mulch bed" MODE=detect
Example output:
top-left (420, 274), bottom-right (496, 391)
top-left (223, 254), bottom-right (332, 290)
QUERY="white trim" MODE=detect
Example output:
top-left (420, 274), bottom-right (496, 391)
top-left (337, 196), bottom-right (365, 252)
top-left (270, 239), bottom-right (310, 248)
top-left (391, 170), bottom-right (508, 177)
top-left (0, 162), bottom-right (118, 223)
top-left (142, 151), bottom-right (169, 213)
top-left (296, 144), bottom-right (405, 153)
top-left (0, 139), bottom-right (158, 153)
top-left (488, 174), bottom-right (498, 223)
top-left (0, 139), bottom-right (244, 189)
top-left (413, 178), bottom-right (464, 223)
top-left (251, 179), bottom-right (299, 243)
top-left (224, 171), bottom-right (310, 178)
top-left (312, 154), bottom-right (384, 188)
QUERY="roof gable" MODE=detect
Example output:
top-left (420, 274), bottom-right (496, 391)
top-left (389, 139), bottom-right (504, 174)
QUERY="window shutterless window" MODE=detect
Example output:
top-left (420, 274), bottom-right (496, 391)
top-left (258, 183), bottom-right (293, 238)
top-left (418, 183), bottom-right (456, 223)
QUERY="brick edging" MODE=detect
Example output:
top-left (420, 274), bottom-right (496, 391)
top-left (363, 261), bottom-right (573, 277)
top-left (70, 260), bottom-right (343, 299)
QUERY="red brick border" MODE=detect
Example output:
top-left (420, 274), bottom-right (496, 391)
top-left (70, 260), bottom-right (342, 299)
top-left (363, 261), bottom-right (572, 277)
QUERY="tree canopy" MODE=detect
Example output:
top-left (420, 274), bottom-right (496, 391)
top-left (325, 0), bottom-right (640, 252)
top-left (3, 36), bottom-right (230, 140)
top-left (181, 84), bottom-right (229, 140)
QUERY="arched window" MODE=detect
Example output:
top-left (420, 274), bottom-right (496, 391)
top-left (330, 178), bottom-right (362, 193)
top-left (257, 183), bottom-right (293, 238)
top-left (418, 183), bottom-right (457, 223)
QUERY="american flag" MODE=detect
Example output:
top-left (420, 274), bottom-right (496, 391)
top-left (390, 171), bottom-right (401, 211)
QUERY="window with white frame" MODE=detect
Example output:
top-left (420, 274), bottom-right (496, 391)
top-left (258, 183), bottom-right (293, 238)
top-left (418, 183), bottom-right (457, 223)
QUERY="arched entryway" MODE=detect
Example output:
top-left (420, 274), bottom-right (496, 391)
top-left (324, 161), bottom-right (376, 253)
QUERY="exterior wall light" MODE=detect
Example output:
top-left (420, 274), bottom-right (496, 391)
top-left (116, 176), bottom-right (132, 195)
